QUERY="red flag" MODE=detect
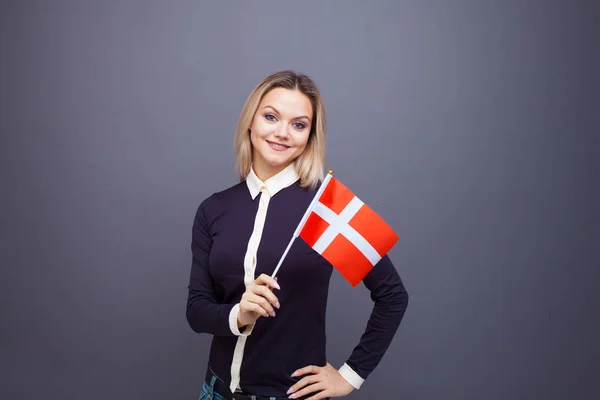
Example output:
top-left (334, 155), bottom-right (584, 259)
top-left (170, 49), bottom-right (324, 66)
top-left (298, 175), bottom-right (399, 286)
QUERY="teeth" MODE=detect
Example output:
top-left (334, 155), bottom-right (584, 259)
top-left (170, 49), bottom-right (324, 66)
top-left (270, 141), bottom-right (287, 149)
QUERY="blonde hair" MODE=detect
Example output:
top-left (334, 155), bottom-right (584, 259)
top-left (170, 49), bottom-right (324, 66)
top-left (234, 70), bottom-right (327, 189)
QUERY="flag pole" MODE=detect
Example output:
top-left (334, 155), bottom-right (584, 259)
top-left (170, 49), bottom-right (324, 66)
top-left (271, 170), bottom-right (334, 278)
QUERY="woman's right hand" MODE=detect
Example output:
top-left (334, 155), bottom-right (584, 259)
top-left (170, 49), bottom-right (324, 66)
top-left (237, 274), bottom-right (281, 328)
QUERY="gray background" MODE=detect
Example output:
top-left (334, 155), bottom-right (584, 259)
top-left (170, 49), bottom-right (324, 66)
top-left (1, 1), bottom-right (598, 399)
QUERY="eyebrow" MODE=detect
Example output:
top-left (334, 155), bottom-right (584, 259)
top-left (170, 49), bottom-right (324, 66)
top-left (262, 105), bottom-right (311, 121)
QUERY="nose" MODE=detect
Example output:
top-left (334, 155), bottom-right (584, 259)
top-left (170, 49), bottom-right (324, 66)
top-left (273, 122), bottom-right (289, 140)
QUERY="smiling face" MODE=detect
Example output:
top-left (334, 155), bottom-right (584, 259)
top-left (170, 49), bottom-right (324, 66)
top-left (249, 87), bottom-right (313, 181)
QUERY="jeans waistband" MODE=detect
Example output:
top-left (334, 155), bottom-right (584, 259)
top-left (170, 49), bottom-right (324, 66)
top-left (201, 366), bottom-right (325, 400)
top-left (201, 366), bottom-right (282, 400)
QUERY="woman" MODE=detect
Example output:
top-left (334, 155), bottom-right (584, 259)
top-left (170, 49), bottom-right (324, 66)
top-left (186, 70), bottom-right (409, 400)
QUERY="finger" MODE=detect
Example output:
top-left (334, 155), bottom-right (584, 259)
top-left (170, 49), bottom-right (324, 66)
top-left (292, 365), bottom-right (321, 378)
top-left (246, 292), bottom-right (275, 316)
top-left (252, 285), bottom-right (280, 309)
top-left (255, 273), bottom-right (281, 290)
top-left (287, 374), bottom-right (320, 395)
top-left (240, 292), bottom-right (270, 316)
top-left (241, 294), bottom-right (271, 317)
top-left (248, 292), bottom-right (276, 315)
top-left (239, 300), bottom-right (261, 317)
top-left (240, 299), bottom-right (265, 317)
top-left (244, 302), bottom-right (270, 318)
top-left (289, 382), bottom-right (324, 399)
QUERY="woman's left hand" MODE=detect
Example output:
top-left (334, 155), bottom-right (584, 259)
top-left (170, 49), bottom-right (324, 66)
top-left (287, 363), bottom-right (355, 399)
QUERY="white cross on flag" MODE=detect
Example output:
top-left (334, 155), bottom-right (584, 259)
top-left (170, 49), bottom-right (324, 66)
top-left (297, 173), bottom-right (399, 286)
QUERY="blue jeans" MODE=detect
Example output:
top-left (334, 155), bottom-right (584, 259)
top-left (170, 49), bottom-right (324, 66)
top-left (199, 367), bottom-right (278, 400)
top-left (199, 375), bottom-right (227, 400)
top-left (199, 366), bottom-right (329, 400)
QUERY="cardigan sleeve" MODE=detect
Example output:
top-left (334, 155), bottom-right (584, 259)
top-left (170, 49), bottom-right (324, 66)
top-left (186, 201), bottom-right (254, 337)
top-left (341, 255), bottom-right (409, 387)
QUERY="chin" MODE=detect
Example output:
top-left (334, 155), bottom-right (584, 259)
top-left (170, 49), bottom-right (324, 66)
top-left (254, 143), bottom-right (300, 172)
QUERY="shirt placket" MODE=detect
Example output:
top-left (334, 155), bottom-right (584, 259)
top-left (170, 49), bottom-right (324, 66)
top-left (229, 186), bottom-right (271, 393)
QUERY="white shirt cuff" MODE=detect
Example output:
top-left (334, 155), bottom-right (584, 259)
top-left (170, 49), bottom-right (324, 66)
top-left (338, 363), bottom-right (365, 390)
top-left (228, 303), bottom-right (254, 336)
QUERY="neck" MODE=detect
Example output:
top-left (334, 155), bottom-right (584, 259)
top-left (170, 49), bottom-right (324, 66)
top-left (253, 161), bottom-right (292, 182)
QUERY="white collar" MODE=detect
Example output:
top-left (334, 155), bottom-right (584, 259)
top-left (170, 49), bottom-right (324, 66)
top-left (246, 163), bottom-right (300, 199)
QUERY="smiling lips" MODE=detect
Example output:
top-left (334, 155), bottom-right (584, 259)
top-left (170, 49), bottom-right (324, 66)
top-left (267, 140), bottom-right (290, 151)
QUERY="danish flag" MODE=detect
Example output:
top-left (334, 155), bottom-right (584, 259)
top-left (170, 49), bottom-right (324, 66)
top-left (272, 171), bottom-right (399, 287)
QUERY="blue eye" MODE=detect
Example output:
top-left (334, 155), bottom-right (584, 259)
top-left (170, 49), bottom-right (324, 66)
top-left (293, 122), bottom-right (306, 130)
top-left (265, 114), bottom-right (277, 121)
